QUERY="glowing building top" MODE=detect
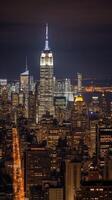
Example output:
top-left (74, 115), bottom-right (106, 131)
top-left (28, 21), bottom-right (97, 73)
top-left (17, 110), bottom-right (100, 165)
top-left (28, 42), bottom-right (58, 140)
top-left (74, 95), bottom-right (84, 103)
top-left (21, 56), bottom-right (29, 76)
top-left (38, 24), bottom-right (55, 122)
top-left (40, 23), bottom-right (53, 66)
top-left (45, 23), bottom-right (50, 51)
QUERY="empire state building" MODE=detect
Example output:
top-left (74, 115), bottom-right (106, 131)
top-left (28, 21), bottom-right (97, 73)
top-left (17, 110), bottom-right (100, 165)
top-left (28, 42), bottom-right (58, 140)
top-left (38, 24), bottom-right (55, 121)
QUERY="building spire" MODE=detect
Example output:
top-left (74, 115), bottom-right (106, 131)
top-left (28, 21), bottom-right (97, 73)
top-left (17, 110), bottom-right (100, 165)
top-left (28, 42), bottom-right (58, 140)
top-left (45, 23), bottom-right (49, 50)
top-left (25, 56), bottom-right (28, 71)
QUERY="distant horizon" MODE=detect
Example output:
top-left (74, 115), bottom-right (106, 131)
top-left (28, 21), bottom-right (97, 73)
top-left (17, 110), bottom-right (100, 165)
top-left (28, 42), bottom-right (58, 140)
top-left (1, 73), bottom-right (112, 83)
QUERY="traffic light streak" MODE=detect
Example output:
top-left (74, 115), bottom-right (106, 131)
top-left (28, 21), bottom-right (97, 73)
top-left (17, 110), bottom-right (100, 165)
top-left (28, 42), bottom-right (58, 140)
top-left (12, 128), bottom-right (25, 200)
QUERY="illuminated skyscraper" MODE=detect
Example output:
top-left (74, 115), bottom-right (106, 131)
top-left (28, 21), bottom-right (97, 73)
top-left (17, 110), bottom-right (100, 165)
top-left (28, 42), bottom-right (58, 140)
top-left (71, 95), bottom-right (88, 130)
top-left (49, 188), bottom-right (64, 200)
top-left (54, 78), bottom-right (73, 102)
top-left (38, 24), bottom-right (55, 121)
top-left (65, 160), bottom-right (81, 200)
top-left (77, 73), bottom-right (82, 95)
top-left (25, 146), bottom-right (51, 199)
top-left (20, 57), bottom-right (29, 118)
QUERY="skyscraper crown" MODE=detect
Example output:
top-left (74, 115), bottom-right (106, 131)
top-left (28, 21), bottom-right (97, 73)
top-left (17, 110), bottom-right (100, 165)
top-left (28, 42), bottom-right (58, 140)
top-left (45, 23), bottom-right (50, 50)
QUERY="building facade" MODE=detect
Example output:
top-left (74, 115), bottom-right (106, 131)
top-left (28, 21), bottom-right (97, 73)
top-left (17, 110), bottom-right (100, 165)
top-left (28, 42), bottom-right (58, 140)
top-left (38, 24), bottom-right (55, 122)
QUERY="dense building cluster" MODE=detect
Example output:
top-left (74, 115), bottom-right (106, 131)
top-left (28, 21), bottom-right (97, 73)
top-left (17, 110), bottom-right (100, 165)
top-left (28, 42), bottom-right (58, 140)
top-left (0, 25), bottom-right (112, 199)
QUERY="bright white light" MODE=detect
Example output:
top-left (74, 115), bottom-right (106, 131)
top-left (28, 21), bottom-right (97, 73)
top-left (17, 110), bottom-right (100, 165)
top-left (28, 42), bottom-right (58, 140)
top-left (41, 53), bottom-right (45, 57)
top-left (92, 96), bottom-right (98, 100)
top-left (48, 53), bottom-right (52, 57)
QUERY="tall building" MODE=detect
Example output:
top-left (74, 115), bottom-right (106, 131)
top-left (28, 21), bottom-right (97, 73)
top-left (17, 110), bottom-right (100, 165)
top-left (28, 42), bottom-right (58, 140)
top-left (38, 24), bottom-right (55, 122)
top-left (49, 187), bottom-right (64, 200)
top-left (77, 73), bottom-right (82, 95)
top-left (25, 145), bottom-right (51, 199)
top-left (96, 127), bottom-right (112, 168)
top-left (65, 160), bottom-right (81, 200)
top-left (29, 91), bottom-right (36, 122)
top-left (54, 78), bottom-right (73, 102)
top-left (65, 160), bottom-right (74, 200)
top-left (71, 95), bottom-right (88, 130)
top-left (20, 57), bottom-right (30, 118)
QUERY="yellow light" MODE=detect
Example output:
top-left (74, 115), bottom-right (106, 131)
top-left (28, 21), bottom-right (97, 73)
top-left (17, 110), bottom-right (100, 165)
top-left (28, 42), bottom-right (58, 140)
top-left (74, 95), bottom-right (84, 102)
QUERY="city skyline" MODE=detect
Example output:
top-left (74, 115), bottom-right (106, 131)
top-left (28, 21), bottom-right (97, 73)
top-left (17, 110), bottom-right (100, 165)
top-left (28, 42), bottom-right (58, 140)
top-left (1, 2), bottom-right (112, 199)
top-left (0, 0), bottom-right (112, 80)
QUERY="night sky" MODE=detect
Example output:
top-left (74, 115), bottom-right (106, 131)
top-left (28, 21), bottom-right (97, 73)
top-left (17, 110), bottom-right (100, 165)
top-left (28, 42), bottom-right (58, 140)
top-left (0, 0), bottom-right (112, 80)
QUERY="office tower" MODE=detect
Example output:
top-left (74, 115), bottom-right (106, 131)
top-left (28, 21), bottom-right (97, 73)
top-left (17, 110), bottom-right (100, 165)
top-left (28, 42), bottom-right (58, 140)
top-left (100, 93), bottom-right (108, 119)
top-left (11, 81), bottom-right (20, 94)
top-left (89, 96), bottom-right (100, 114)
top-left (54, 78), bottom-right (73, 102)
top-left (0, 79), bottom-right (7, 95)
top-left (96, 127), bottom-right (112, 168)
top-left (49, 187), bottom-right (64, 200)
top-left (38, 24), bottom-right (55, 121)
top-left (71, 95), bottom-right (88, 130)
top-left (65, 160), bottom-right (74, 200)
top-left (74, 161), bottom-right (82, 190)
top-left (65, 160), bottom-right (81, 200)
top-left (54, 96), bottom-right (67, 123)
top-left (110, 101), bottom-right (112, 117)
top-left (0, 79), bottom-right (9, 103)
top-left (0, 82), bottom-right (12, 120)
top-left (19, 91), bottom-right (24, 106)
top-left (77, 73), bottom-right (82, 95)
top-left (30, 75), bottom-right (35, 93)
top-left (29, 91), bottom-right (36, 122)
top-left (20, 58), bottom-right (29, 118)
top-left (11, 92), bottom-right (19, 109)
top-left (25, 146), bottom-right (51, 199)
top-left (54, 79), bottom-right (65, 97)
top-left (65, 78), bottom-right (73, 102)
top-left (11, 92), bottom-right (19, 122)
top-left (106, 149), bottom-right (112, 180)
top-left (89, 121), bottom-right (97, 157)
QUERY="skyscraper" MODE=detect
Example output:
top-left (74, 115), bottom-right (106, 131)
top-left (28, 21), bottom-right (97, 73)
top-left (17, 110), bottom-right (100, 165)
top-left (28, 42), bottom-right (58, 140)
top-left (38, 24), bottom-right (55, 121)
top-left (77, 73), bottom-right (82, 95)
top-left (20, 57), bottom-right (29, 118)
top-left (71, 95), bottom-right (88, 130)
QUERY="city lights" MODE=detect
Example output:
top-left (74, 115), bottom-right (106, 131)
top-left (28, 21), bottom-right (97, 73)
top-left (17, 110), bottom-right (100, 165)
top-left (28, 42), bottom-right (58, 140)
top-left (0, 16), bottom-right (112, 199)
